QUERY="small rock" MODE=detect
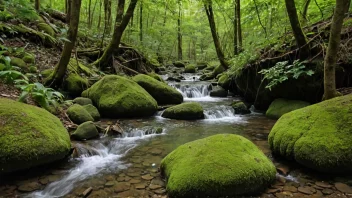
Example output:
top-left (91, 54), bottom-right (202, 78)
top-left (154, 189), bottom-right (166, 195)
top-left (266, 188), bottom-right (281, 193)
top-left (149, 184), bottom-right (162, 190)
top-left (142, 174), bottom-right (154, 180)
top-left (82, 187), bottom-right (93, 198)
top-left (129, 179), bottom-right (141, 184)
top-left (114, 182), bottom-right (130, 193)
top-left (18, 182), bottom-right (41, 192)
top-left (335, 182), bottom-right (352, 193)
top-left (151, 178), bottom-right (165, 186)
top-left (298, 186), bottom-right (316, 195)
top-left (322, 188), bottom-right (334, 195)
top-left (283, 185), bottom-right (297, 193)
top-left (135, 184), bottom-right (146, 189)
top-left (105, 181), bottom-right (115, 187)
top-left (315, 181), bottom-right (332, 188)
top-left (275, 192), bottom-right (293, 198)
top-left (276, 165), bottom-right (290, 176)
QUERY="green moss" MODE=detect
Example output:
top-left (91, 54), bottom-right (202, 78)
top-left (213, 65), bottom-right (225, 76)
top-left (28, 66), bottom-right (37, 73)
top-left (83, 104), bottom-right (100, 121)
top-left (196, 62), bottom-right (208, 70)
top-left (64, 73), bottom-right (89, 96)
top-left (266, 98), bottom-right (310, 119)
top-left (133, 74), bottom-right (183, 105)
top-left (231, 101), bottom-right (251, 115)
top-left (23, 53), bottom-right (35, 64)
top-left (204, 64), bottom-right (216, 71)
top-left (173, 61), bottom-right (185, 68)
top-left (84, 75), bottom-right (158, 118)
top-left (71, 121), bottom-right (99, 140)
top-left (161, 134), bottom-right (276, 197)
top-left (268, 95), bottom-right (352, 173)
top-left (162, 102), bottom-right (204, 120)
top-left (184, 64), bottom-right (196, 73)
top-left (67, 104), bottom-right (94, 124)
top-left (0, 98), bottom-right (71, 173)
top-left (68, 58), bottom-right (93, 76)
top-left (41, 69), bottom-right (53, 78)
top-left (218, 74), bottom-right (231, 90)
top-left (73, 97), bottom-right (93, 106)
top-left (148, 72), bottom-right (164, 82)
top-left (37, 22), bottom-right (55, 36)
top-left (10, 57), bottom-right (26, 70)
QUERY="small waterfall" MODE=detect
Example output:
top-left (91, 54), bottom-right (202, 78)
top-left (171, 83), bottom-right (211, 98)
top-left (204, 105), bottom-right (236, 119)
top-left (29, 128), bottom-right (162, 198)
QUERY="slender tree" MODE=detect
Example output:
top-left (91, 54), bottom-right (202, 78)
top-left (236, 0), bottom-right (242, 52)
top-left (323, 0), bottom-right (350, 99)
top-left (302, 0), bottom-right (311, 21)
top-left (45, 0), bottom-right (82, 86)
top-left (233, 0), bottom-right (238, 55)
top-left (35, 0), bottom-right (40, 10)
top-left (104, 0), bottom-right (112, 35)
top-left (139, 1), bottom-right (143, 42)
top-left (204, 1), bottom-right (229, 69)
top-left (177, 0), bottom-right (183, 60)
top-left (285, 0), bottom-right (310, 58)
top-left (97, 0), bottom-right (102, 28)
top-left (66, 0), bottom-right (72, 24)
top-left (93, 0), bottom-right (138, 68)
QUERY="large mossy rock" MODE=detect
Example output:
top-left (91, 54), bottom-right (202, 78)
top-left (67, 104), bottom-right (94, 124)
top-left (173, 61), bottom-right (185, 68)
top-left (231, 101), bottom-right (251, 115)
top-left (161, 134), bottom-right (276, 197)
top-left (84, 75), bottom-right (158, 118)
top-left (266, 98), bottom-right (310, 119)
top-left (0, 98), bottom-right (71, 173)
top-left (133, 74), bottom-right (183, 105)
top-left (268, 95), bottom-right (352, 173)
top-left (71, 121), bottom-right (99, 140)
top-left (161, 102), bottom-right (204, 120)
top-left (64, 73), bottom-right (89, 96)
top-left (73, 97), bottom-right (93, 106)
top-left (184, 64), bottom-right (196, 73)
top-left (83, 104), bottom-right (100, 121)
top-left (210, 86), bottom-right (228, 97)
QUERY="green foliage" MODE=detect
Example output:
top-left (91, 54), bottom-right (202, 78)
top-left (15, 80), bottom-right (64, 110)
top-left (228, 51), bottom-right (259, 77)
top-left (0, 55), bottom-right (28, 83)
top-left (258, 60), bottom-right (314, 90)
top-left (2, 0), bottom-right (40, 22)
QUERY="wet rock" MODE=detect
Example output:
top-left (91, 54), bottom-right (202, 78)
top-left (67, 104), bottom-right (94, 124)
top-left (283, 185), bottom-right (297, 193)
top-left (105, 181), bottom-right (115, 187)
top-left (39, 175), bottom-right (61, 185)
top-left (151, 178), bottom-right (165, 186)
top-left (276, 165), bottom-right (290, 176)
top-left (129, 179), bottom-right (141, 184)
top-left (149, 148), bottom-right (163, 155)
top-left (315, 181), bottom-right (332, 188)
top-left (71, 121), bottom-right (99, 140)
top-left (135, 184), bottom-right (146, 189)
top-left (275, 191), bottom-right (293, 198)
top-left (209, 86), bottom-right (228, 97)
top-left (266, 188), bottom-right (281, 193)
top-left (335, 182), bottom-right (352, 193)
top-left (142, 174), bottom-right (154, 180)
top-left (184, 64), bottom-right (196, 73)
top-left (173, 61), bottom-right (185, 68)
top-left (73, 97), bottom-right (92, 106)
top-left (82, 187), bottom-right (93, 198)
top-left (149, 184), bottom-right (162, 190)
top-left (322, 188), bottom-right (334, 195)
top-left (297, 186), bottom-right (316, 195)
top-left (161, 102), bottom-right (205, 120)
top-left (18, 182), bottom-right (41, 192)
top-left (114, 182), bottom-right (130, 193)
top-left (231, 101), bottom-right (251, 114)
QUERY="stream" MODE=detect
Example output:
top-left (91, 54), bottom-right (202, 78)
top-left (1, 75), bottom-right (351, 198)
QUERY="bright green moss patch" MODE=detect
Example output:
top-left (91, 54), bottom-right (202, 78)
top-left (268, 95), bottom-right (352, 173)
top-left (0, 98), bottom-right (71, 173)
top-left (22, 53), bottom-right (35, 64)
top-left (10, 57), bottom-right (26, 69)
top-left (162, 102), bottom-right (204, 120)
top-left (266, 98), bottom-right (310, 119)
top-left (37, 22), bottom-right (55, 36)
top-left (67, 104), bottom-right (94, 124)
top-left (41, 69), bottom-right (53, 78)
top-left (148, 72), bottom-right (164, 82)
top-left (73, 97), bottom-right (93, 106)
top-left (84, 75), bottom-right (158, 118)
top-left (64, 73), bottom-right (89, 96)
top-left (161, 134), bottom-right (276, 197)
top-left (133, 74), bottom-right (183, 105)
top-left (83, 104), bottom-right (100, 121)
top-left (218, 74), bottom-right (230, 90)
top-left (71, 121), bottom-right (99, 140)
top-left (184, 64), bottom-right (196, 73)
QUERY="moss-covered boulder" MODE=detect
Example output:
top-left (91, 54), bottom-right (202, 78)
top-left (67, 104), bottom-right (94, 124)
top-left (10, 57), bottom-right (26, 70)
top-left (173, 61), bottom-right (185, 68)
top-left (71, 121), bottom-right (99, 140)
top-left (196, 62), bottom-right (208, 70)
top-left (266, 98), bottom-right (310, 119)
top-left (218, 74), bottom-right (231, 90)
top-left (184, 64), bottom-right (196, 73)
top-left (161, 134), bottom-right (276, 197)
top-left (213, 65), bottom-right (225, 76)
top-left (268, 95), bottom-right (352, 173)
top-left (232, 101), bottom-right (251, 115)
top-left (83, 75), bottom-right (158, 118)
top-left (133, 74), bottom-right (183, 105)
top-left (64, 73), bottom-right (89, 96)
top-left (162, 102), bottom-right (204, 120)
top-left (41, 69), bottom-right (53, 78)
top-left (148, 72), bottom-right (164, 82)
top-left (210, 86), bottom-right (228, 97)
top-left (0, 98), bottom-right (71, 173)
top-left (73, 97), bottom-right (93, 106)
top-left (37, 22), bottom-right (55, 36)
top-left (83, 104), bottom-right (100, 121)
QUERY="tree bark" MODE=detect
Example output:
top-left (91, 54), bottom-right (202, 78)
top-left (323, 0), bottom-right (350, 100)
top-left (233, 0), bottom-right (238, 55)
top-left (104, 0), bottom-right (112, 35)
top-left (204, 2), bottom-right (229, 69)
top-left (93, 0), bottom-right (138, 68)
top-left (139, 1), bottom-right (143, 42)
top-left (35, 0), bottom-right (40, 10)
top-left (285, 0), bottom-right (310, 59)
top-left (88, 0), bottom-right (92, 28)
top-left (177, 1), bottom-right (182, 60)
top-left (236, 0), bottom-right (242, 52)
top-left (45, 0), bottom-right (82, 87)
top-left (302, 0), bottom-right (311, 21)
top-left (67, 0), bottom-right (72, 24)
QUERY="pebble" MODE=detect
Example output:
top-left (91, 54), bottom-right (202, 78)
top-left (142, 174), bottom-right (154, 180)
top-left (335, 182), bottom-right (352, 193)
top-left (104, 181), bottom-right (115, 187)
top-left (297, 186), bottom-right (316, 195)
top-left (135, 184), bottom-right (146, 189)
top-left (154, 189), bottom-right (166, 195)
top-left (322, 188), bottom-right (334, 195)
top-left (114, 182), bottom-right (130, 193)
top-left (129, 179), bottom-right (141, 184)
top-left (283, 185), bottom-right (297, 193)
top-left (149, 184), bottom-right (162, 190)
top-left (315, 181), bottom-right (332, 188)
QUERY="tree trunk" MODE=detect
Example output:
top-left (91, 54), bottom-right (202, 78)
top-left (97, 0), bottom-right (102, 29)
top-left (233, 0), bottom-right (238, 55)
top-left (139, 1), bottom-right (143, 42)
top-left (236, 0), bottom-right (242, 52)
top-left (104, 0), bottom-right (112, 35)
top-left (88, 0), bottom-right (92, 29)
top-left (302, 0), bottom-right (311, 21)
top-left (285, 0), bottom-right (310, 58)
top-left (35, 0), bottom-right (40, 10)
top-left (323, 0), bottom-right (350, 100)
top-left (45, 0), bottom-right (82, 87)
top-left (67, 0), bottom-right (72, 24)
top-left (177, 1), bottom-right (182, 60)
top-left (93, 0), bottom-right (138, 68)
top-left (204, 3), bottom-right (229, 69)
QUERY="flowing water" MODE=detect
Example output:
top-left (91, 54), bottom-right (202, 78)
top-left (1, 76), bottom-right (349, 198)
